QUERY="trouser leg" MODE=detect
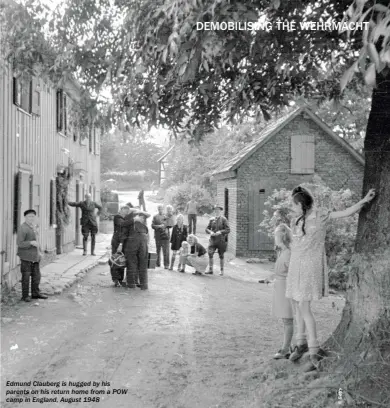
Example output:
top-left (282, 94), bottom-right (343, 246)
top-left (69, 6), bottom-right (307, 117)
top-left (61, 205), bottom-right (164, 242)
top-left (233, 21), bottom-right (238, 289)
top-left (82, 234), bottom-right (88, 254)
top-left (162, 240), bottom-right (170, 268)
top-left (21, 260), bottom-right (32, 299)
top-left (188, 215), bottom-right (192, 234)
top-left (193, 215), bottom-right (197, 235)
top-left (138, 234), bottom-right (149, 289)
top-left (111, 235), bottom-right (121, 254)
top-left (91, 233), bottom-right (96, 255)
top-left (125, 237), bottom-right (138, 288)
top-left (156, 239), bottom-right (161, 267)
top-left (31, 262), bottom-right (41, 297)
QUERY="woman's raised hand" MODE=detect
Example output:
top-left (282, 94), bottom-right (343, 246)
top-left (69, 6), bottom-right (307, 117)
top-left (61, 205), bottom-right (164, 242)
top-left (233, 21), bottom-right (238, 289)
top-left (363, 189), bottom-right (376, 203)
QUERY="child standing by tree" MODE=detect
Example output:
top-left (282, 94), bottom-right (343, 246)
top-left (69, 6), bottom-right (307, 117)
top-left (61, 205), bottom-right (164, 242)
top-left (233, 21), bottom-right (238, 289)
top-left (286, 186), bottom-right (375, 372)
top-left (272, 224), bottom-right (294, 359)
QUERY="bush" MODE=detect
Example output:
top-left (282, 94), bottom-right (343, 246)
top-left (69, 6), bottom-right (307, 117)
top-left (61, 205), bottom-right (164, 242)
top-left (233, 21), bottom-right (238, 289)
top-left (164, 183), bottom-right (214, 215)
top-left (259, 178), bottom-right (359, 291)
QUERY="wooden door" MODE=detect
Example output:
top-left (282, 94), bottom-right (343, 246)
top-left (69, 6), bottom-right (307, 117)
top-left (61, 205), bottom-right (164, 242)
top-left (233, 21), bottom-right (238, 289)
top-left (248, 186), bottom-right (274, 251)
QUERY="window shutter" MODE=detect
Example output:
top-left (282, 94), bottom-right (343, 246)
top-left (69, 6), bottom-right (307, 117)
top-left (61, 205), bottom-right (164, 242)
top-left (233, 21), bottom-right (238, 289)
top-left (89, 127), bottom-right (92, 152)
top-left (21, 79), bottom-right (32, 113)
top-left (50, 179), bottom-right (56, 226)
top-left (301, 135), bottom-right (315, 173)
top-left (31, 78), bottom-right (41, 115)
top-left (13, 77), bottom-right (21, 106)
top-left (63, 94), bottom-right (67, 135)
top-left (14, 172), bottom-right (22, 233)
top-left (56, 90), bottom-right (63, 131)
top-left (96, 128), bottom-right (101, 155)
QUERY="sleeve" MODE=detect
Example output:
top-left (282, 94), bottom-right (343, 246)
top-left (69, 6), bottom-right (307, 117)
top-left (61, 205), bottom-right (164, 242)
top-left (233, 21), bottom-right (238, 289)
top-left (17, 227), bottom-right (31, 248)
top-left (95, 202), bottom-right (103, 211)
top-left (67, 201), bottom-right (80, 207)
top-left (220, 217), bottom-right (230, 235)
top-left (121, 214), bottom-right (135, 227)
top-left (151, 215), bottom-right (159, 230)
top-left (170, 227), bottom-right (175, 244)
top-left (197, 244), bottom-right (206, 257)
top-left (183, 225), bottom-right (188, 240)
top-left (205, 219), bottom-right (213, 234)
top-left (319, 208), bottom-right (331, 227)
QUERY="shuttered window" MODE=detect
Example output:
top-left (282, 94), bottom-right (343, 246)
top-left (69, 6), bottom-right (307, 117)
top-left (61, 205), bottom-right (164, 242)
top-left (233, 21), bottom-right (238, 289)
top-left (50, 179), bottom-right (56, 226)
top-left (13, 77), bottom-right (32, 113)
top-left (31, 78), bottom-right (41, 116)
top-left (56, 89), bottom-right (68, 134)
top-left (291, 135), bottom-right (315, 174)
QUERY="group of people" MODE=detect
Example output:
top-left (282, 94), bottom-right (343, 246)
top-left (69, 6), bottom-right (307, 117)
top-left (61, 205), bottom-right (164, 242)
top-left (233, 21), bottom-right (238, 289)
top-left (16, 184), bottom-right (376, 375)
top-left (149, 202), bottom-right (230, 276)
top-left (270, 185), bottom-right (375, 372)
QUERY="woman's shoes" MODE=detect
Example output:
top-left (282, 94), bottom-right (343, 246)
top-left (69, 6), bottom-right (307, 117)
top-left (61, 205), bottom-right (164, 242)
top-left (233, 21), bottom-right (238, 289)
top-left (273, 349), bottom-right (291, 359)
top-left (289, 343), bottom-right (309, 361)
top-left (192, 271), bottom-right (202, 275)
top-left (179, 269), bottom-right (185, 273)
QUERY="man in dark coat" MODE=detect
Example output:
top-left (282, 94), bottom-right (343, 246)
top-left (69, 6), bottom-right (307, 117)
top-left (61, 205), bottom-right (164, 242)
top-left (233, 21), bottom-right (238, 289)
top-left (68, 193), bottom-right (103, 256)
top-left (17, 209), bottom-right (48, 302)
top-left (111, 205), bottom-right (131, 254)
top-left (205, 205), bottom-right (230, 276)
top-left (121, 208), bottom-right (151, 289)
top-left (138, 189), bottom-right (146, 211)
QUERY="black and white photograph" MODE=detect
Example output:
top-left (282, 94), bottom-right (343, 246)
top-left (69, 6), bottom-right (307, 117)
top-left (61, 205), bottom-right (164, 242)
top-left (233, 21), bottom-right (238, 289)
top-left (1, 0), bottom-right (389, 407)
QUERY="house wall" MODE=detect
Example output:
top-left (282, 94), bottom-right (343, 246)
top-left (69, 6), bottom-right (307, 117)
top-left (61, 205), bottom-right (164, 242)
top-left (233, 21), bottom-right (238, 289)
top-left (219, 113), bottom-right (364, 258)
top-left (0, 63), bottom-right (101, 289)
top-left (216, 178), bottom-right (237, 255)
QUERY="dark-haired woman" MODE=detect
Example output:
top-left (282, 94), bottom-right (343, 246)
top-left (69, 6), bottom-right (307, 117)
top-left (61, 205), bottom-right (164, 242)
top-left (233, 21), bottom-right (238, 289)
top-left (285, 186), bottom-right (376, 372)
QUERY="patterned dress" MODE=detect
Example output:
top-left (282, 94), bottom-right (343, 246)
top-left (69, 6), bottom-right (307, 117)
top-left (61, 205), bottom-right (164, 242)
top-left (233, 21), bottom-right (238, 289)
top-left (285, 208), bottom-right (331, 302)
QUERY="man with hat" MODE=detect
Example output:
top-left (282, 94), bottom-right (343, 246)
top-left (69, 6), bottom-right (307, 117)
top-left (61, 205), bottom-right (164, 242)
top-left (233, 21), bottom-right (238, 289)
top-left (205, 205), bottom-right (230, 276)
top-left (17, 209), bottom-right (48, 302)
top-left (68, 193), bottom-right (103, 256)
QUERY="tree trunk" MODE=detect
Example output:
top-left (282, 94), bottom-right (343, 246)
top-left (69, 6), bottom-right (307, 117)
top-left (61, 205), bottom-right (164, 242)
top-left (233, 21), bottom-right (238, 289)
top-left (328, 71), bottom-right (390, 352)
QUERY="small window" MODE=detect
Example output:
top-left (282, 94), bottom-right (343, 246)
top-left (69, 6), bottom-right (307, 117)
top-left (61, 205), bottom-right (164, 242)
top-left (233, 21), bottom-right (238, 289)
top-left (291, 135), bottom-right (315, 174)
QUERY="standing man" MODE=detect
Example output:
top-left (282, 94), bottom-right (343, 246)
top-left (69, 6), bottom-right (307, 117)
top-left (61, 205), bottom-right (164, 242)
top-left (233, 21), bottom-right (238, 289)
top-left (152, 204), bottom-right (170, 269)
top-left (121, 207), bottom-right (151, 290)
top-left (111, 205), bottom-right (131, 254)
top-left (205, 205), bottom-right (230, 276)
top-left (68, 193), bottom-right (102, 256)
top-left (185, 197), bottom-right (198, 235)
top-left (138, 188), bottom-right (146, 211)
top-left (17, 209), bottom-right (48, 302)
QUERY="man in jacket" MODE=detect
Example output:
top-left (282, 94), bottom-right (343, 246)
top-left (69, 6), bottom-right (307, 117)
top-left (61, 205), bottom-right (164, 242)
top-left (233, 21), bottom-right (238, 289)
top-left (111, 205), bottom-right (131, 254)
top-left (121, 207), bottom-right (151, 289)
top-left (138, 189), bottom-right (146, 211)
top-left (17, 209), bottom-right (48, 302)
top-left (151, 204), bottom-right (170, 269)
top-left (68, 193), bottom-right (103, 256)
top-left (205, 205), bottom-right (230, 276)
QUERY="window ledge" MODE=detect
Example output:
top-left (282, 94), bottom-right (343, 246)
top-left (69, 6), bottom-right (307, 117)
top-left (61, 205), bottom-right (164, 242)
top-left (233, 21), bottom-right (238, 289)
top-left (17, 107), bottom-right (32, 117)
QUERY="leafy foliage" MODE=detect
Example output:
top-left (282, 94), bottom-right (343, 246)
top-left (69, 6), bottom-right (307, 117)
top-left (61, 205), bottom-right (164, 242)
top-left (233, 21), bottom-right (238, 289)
top-left (2, 0), bottom-right (388, 138)
top-left (164, 183), bottom-right (214, 215)
top-left (260, 176), bottom-right (359, 290)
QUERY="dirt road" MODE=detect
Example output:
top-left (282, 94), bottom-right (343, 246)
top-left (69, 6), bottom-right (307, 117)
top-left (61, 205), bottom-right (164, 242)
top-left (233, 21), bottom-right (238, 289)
top-left (1, 260), bottom-right (344, 408)
top-left (1, 191), bottom-right (345, 407)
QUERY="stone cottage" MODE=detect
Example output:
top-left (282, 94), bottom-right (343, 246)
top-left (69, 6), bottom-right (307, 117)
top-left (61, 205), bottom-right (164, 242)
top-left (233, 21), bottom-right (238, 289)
top-left (211, 106), bottom-right (365, 258)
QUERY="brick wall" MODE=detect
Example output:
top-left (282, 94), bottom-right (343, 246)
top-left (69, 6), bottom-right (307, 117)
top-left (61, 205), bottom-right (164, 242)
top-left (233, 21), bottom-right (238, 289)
top-left (216, 178), bottom-right (237, 255)
top-left (220, 113), bottom-right (364, 258)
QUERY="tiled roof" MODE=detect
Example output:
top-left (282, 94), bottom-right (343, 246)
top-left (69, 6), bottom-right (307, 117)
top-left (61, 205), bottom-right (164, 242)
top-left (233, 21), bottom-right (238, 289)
top-left (213, 107), bottom-right (301, 175)
top-left (212, 106), bottom-right (364, 176)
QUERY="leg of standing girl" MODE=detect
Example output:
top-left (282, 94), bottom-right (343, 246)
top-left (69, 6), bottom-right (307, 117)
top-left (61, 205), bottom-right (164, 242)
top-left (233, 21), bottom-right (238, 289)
top-left (289, 300), bottom-right (308, 361)
top-left (169, 250), bottom-right (177, 270)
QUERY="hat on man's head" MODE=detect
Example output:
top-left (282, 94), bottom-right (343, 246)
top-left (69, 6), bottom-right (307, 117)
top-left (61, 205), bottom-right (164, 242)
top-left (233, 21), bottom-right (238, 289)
top-left (214, 204), bottom-right (223, 210)
top-left (24, 209), bottom-right (36, 216)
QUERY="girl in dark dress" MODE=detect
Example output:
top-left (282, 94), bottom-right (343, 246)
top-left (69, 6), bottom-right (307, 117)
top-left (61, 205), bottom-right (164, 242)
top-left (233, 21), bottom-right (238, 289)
top-left (169, 214), bottom-right (188, 270)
